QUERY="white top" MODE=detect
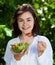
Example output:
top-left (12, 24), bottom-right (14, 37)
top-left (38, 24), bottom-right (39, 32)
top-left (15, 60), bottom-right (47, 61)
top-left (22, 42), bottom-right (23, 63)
top-left (4, 35), bottom-right (53, 65)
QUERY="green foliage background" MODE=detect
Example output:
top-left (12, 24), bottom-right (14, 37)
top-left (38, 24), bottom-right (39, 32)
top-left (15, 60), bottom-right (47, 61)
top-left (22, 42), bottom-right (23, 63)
top-left (0, 0), bottom-right (55, 65)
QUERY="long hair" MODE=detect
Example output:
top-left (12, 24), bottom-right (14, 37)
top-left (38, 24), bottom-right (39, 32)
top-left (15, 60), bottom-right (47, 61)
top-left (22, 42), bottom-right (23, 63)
top-left (12, 4), bottom-right (40, 37)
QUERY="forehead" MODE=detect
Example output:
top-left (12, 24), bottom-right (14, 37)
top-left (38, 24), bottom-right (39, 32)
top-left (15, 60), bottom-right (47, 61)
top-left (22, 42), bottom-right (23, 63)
top-left (18, 11), bottom-right (33, 19)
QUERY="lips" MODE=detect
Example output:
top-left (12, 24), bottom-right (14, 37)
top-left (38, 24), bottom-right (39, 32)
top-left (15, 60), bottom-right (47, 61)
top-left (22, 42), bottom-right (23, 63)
top-left (22, 27), bottom-right (30, 30)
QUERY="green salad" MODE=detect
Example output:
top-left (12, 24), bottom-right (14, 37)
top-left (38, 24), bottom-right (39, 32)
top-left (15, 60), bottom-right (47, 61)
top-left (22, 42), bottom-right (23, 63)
top-left (11, 42), bottom-right (29, 53)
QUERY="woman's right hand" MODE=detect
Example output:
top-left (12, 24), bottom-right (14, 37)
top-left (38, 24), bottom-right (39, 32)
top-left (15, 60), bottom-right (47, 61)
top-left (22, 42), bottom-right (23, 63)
top-left (13, 50), bottom-right (25, 60)
top-left (11, 48), bottom-right (28, 60)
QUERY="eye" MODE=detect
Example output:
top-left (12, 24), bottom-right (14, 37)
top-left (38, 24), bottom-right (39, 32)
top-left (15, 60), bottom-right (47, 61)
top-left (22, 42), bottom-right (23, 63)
top-left (27, 19), bottom-right (31, 22)
top-left (18, 19), bottom-right (24, 22)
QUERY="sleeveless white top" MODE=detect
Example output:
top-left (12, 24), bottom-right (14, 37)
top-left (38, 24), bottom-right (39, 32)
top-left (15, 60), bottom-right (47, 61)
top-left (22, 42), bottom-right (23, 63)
top-left (4, 35), bottom-right (53, 65)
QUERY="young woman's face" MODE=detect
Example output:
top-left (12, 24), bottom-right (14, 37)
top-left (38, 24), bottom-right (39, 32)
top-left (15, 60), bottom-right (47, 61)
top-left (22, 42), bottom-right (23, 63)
top-left (17, 11), bottom-right (34, 35)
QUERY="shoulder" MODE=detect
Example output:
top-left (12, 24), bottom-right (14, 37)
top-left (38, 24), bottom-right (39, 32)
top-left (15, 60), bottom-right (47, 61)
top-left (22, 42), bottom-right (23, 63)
top-left (7, 36), bottom-right (20, 45)
top-left (35, 35), bottom-right (52, 49)
top-left (38, 35), bottom-right (49, 40)
top-left (35, 35), bottom-right (49, 40)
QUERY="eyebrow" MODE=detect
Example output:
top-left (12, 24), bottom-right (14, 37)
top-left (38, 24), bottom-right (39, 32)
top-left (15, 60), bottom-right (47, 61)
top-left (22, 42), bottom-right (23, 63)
top-left (27, 17), bottom-right (31, 19)
top-left (18, 17), bottom-right (31, 20)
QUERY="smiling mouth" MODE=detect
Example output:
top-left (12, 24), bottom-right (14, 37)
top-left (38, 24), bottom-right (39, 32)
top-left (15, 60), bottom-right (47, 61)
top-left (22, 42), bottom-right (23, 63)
top-left (22, 27), bottom-right (30, 30)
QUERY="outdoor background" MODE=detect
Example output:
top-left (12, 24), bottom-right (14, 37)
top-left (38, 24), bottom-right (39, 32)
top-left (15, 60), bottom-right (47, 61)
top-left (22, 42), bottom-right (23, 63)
top-left (0, 0), bottom-right (55, 65)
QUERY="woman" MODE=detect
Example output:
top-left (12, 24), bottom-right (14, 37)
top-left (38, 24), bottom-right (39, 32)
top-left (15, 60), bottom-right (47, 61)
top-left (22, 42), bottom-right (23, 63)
top-left (4, 4), bottom-right (53, 65)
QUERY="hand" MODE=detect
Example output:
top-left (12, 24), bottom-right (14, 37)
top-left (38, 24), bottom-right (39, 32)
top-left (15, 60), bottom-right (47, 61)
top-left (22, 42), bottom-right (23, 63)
top-left (13, 50), bottom-right (25, 60)
top-left (11, 48), bottom-right (28, 60)
top-left (37, 41), bottom-right (46, 56)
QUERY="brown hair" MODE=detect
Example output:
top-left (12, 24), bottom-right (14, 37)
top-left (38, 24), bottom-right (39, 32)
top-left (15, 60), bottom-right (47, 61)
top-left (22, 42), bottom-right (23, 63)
top-left (12, 4), bottom-right (40, 37)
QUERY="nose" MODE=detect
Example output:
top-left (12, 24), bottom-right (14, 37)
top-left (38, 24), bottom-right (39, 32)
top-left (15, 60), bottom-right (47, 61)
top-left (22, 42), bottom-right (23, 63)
top-left (23, 20), bottom-right (27, 26)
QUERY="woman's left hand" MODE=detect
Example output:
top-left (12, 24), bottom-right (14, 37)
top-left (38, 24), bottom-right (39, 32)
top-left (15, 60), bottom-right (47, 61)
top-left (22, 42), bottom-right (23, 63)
top-left (37, 41), bottom-right (46, 57)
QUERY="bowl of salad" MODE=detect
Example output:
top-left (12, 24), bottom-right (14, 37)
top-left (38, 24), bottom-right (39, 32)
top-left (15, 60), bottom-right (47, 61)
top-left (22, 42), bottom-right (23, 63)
top-left (11, 42), bottom-right (29, 53)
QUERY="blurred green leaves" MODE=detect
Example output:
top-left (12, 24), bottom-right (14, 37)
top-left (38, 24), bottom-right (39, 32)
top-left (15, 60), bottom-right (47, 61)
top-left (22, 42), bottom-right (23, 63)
top-left (0, 25), bottom-right (12, 38)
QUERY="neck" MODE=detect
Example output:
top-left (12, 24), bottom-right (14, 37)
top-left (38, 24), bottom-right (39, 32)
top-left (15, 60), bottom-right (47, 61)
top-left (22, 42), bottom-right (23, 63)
top-left (21, 33), bottom-right (33, 40)
top-left (19, 33), bottom-right (34, 43)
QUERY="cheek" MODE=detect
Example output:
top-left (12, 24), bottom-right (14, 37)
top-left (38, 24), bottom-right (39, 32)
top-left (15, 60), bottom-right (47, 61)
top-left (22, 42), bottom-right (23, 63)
top-left (31, 21), bottom-right (34, 28)
top-left (18, 22), bottom-right (23, 26)
top-left (17, 22), bottom-right (23, 30)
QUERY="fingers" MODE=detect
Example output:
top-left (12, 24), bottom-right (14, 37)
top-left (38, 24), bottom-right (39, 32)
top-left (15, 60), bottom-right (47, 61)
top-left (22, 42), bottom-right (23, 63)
top-left (20, 49), bottom-right (25, 55)
top-left (20, 48), bottom-right (29, 55)
top-left (38, 41), bottom-right (46, 48)
top-left (25, 48), bottom-right (29, 54)
top-left (37, 41), bottom-right (46, 52)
